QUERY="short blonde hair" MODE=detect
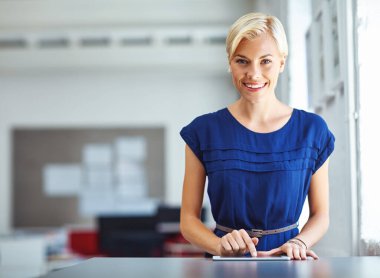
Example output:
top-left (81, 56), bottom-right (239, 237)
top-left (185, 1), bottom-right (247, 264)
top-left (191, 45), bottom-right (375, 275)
top-left (226, 12), bottom-right (288, 61)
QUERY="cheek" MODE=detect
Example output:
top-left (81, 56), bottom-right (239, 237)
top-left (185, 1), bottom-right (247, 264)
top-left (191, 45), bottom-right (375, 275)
top-left (266, 68), bottom-right (280, 82)
top-left (230, 74), bottom-right (239, 88)
top-left (232, 74), bottom-right (244, 88)
top-left (230, 68), bottom-right (244, 83)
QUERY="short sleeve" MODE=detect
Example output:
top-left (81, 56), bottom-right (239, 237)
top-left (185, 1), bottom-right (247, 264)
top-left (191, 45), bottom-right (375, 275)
top-left (180, 123), bottom-right (203, 162)
top-left (313, 127), bottom-right (335, 173)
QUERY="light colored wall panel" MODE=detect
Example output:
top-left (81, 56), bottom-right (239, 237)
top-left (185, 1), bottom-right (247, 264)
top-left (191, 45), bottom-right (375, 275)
top-left (303, 0), bottom-right (358, 256)
top-left (0, 70), bottom-right (237, 233)
top-left (0, 0), bottom-right (252, 29)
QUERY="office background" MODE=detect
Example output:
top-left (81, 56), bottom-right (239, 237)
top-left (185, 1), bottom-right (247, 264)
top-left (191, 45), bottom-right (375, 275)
top-left (1, 0), bottom-right (379, 276)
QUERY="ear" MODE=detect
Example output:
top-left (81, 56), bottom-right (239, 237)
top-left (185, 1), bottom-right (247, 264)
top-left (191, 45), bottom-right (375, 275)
top-left (228, 60), bottom-right (232, 73)
top-left (279, 55), bottom-right (286, 73)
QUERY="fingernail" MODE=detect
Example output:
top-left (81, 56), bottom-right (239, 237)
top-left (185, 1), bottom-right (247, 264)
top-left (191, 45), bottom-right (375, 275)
top-left (253, 252), bottom-right (257, 257)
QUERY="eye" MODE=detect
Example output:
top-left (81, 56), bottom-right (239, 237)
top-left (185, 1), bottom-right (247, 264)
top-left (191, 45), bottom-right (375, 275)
top-left (236, 58), bottom-right (248, 65)
top-left (261, 59), bottom-right (272, 65)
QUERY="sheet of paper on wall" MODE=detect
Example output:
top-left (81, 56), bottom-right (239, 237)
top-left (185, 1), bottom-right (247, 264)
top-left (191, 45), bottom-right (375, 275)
top-left (83, 166), bottom-right (114, 189)
top-left (116, 160), bottom-right (146, 181)
top-left (79, 188), bottom-right (115, 216)
top-left (82, 144), bottom-right (113, 165)
top-left (43, 164), bottom-right (82, 196)
top-left (113, 197), bottom-right (159, 216)
top-left (115, 136), bottom-right (147, 161)
top-left (115, 161), bottom-right (147, 197)
top-left (79, 188), bottom-right (157, 216)
top-left (116, 183), bottom-right (148, 199)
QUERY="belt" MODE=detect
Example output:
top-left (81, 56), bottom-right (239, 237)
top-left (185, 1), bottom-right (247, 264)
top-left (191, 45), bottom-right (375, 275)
top-left (215, 222), bottom-right (298, 238)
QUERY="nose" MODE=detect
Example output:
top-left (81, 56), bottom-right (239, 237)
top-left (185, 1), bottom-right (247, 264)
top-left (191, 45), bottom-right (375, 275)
top-left (246, 63), bottom-right (261, 80)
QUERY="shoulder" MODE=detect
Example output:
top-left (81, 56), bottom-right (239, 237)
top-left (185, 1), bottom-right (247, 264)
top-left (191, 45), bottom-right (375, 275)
top-left (180, 108), bottom-right (227, 155)
top-left (183, 108), bottom-right (226, 131)
top-left (294, 109), bottom-right (334, 151)
top-left (296, 109), bottom-right (330, 132)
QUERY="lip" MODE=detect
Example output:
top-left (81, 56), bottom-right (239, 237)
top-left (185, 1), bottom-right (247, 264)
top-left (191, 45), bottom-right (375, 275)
top-left (243, 82), bottom-right (267, 92)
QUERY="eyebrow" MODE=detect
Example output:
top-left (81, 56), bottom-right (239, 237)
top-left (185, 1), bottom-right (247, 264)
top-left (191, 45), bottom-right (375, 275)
top-left (235, 54), bottom-right (273, 59)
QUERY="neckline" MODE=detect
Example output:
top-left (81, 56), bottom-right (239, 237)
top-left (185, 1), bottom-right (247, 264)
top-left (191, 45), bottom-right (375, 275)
top-left (224, 107), bottom-right (296, 135)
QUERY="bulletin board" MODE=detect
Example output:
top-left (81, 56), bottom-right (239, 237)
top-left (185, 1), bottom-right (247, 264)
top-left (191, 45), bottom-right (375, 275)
top-left (12, 127), bottom-right (165, 228)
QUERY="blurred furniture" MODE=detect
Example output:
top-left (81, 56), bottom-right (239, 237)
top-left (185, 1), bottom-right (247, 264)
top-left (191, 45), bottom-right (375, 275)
top-left (97, 205), bottom-right (206, 257)
top-left (98, 214), bottom-right (164, 257)
top-left (0, 235), bottom-right (46, 277)
top-left (68, 229), bottom-right (102, 257)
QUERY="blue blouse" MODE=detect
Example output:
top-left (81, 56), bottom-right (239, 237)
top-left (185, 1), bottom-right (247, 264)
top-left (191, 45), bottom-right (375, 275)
top-left (180, 107), bottom-right (335, 251)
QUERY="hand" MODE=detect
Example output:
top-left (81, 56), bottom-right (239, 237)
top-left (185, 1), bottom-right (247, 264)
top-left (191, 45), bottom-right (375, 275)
top-left (216, 229), bottom-right (259, 257)
top-left (257, 241), bottom-right (319, 260)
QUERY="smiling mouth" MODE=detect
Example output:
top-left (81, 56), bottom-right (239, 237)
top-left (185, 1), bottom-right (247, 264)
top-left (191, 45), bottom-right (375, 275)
top-left (243, 82), bottom-right (267, 91)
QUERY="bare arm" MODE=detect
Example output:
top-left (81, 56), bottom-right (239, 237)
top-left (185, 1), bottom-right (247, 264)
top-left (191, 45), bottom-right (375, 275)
top-left (296, 158), bottom-right (330, 249)
top-left (180, 145), bottom-right (259, 256)
top-left (180, 145), bottom-right (220, 255)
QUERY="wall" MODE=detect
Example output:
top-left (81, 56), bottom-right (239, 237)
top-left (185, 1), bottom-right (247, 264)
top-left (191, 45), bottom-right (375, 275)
top-left (0, 0), bottom-right (252, 28)
top-left (287, 0), bottom-right (310, 109)
top-left (0, 69), bottom-right (236, 233)
top-left (0, 0), bottom-right (255, 234)
top-left (290, 0), bottom-right (358, 256)
top-left (0, 0), bottom-right (294, 234)
top-left (12, 127), bottom-right (165, 227)
top-left (313, 92), bottom-right (356, 256)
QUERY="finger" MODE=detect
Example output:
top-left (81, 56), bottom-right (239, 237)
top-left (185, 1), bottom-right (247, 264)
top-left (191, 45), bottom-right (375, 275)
top-left (257, 248), bottom-right (276, 257)
top-left (233, 230), bottom-right (248, 254)
top-left (300, 247), bottom-right (307, 260)
top-left (293, 246), bottom-right (301, 260)
top-left (306, 249), bottom-right (319, 260)
top-left (264, 247), bottom-right (283, 256)
top-left (239, 230), bottom-right (257, 257)
top-left (226, 233), bottom-right (240, 253)
top-left (252, 237), bottom-right (259, 246)
top-left (286, 246), bottom-right (293, 259)
top-left (221, 237), bottom-right (232, 253)
top-left (257, 251), bottom-right (270, 257)
top-left (257, 249), bottom-right (283, 257)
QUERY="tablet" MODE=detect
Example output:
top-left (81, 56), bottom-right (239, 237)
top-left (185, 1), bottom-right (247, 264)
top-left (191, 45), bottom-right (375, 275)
top-left (213, 256), bottom-right (291, 261)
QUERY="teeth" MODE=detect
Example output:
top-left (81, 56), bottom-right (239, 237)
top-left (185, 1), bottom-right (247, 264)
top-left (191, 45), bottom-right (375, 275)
top-left (245, 83), bottom-right (265, 89)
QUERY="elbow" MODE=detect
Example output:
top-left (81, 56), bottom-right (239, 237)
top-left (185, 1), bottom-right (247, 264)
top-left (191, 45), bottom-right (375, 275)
top-left (179, 219), bottom-right (186, 238)
top-left (180, 212), bottom-right (200, 243)
top-left (180, 214), bottom-right (191, 242)
top-left (324, 214), bottom-right (330, 233)
top-left (320, 212), bottom-right (329, 233)
top-left (309, 212), bottom-right (329, 235)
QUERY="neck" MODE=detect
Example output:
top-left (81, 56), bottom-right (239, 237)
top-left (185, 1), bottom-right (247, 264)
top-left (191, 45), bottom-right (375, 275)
top-left (234, 96), bottom-right (283, 123)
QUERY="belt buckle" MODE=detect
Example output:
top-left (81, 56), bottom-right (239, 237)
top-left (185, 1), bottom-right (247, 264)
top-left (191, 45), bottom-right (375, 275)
top-left (251, 228), bottom-right (263, 238)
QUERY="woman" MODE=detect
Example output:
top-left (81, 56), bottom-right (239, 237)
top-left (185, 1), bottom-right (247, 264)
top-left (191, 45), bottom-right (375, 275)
top-left (179, 12), bottom-right (334, 260)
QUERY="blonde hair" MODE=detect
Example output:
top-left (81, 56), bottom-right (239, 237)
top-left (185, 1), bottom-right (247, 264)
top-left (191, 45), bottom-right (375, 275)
top-left (226, 12), bottom-right (288, 61)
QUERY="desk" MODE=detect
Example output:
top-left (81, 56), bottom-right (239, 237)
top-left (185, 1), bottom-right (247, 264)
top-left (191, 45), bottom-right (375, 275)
top-left (41, 257), bottom-right (380, 278)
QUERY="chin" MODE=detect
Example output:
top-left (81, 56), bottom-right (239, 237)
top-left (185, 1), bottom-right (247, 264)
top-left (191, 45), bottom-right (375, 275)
top-left (240, 91), bottom-right (268, 103)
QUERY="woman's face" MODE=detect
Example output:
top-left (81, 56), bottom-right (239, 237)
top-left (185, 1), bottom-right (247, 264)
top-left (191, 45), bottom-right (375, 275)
top-left (229, 34), bottom-right (285, 103)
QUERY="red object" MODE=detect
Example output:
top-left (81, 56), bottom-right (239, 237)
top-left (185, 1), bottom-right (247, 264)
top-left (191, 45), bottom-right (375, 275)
top-left (68, 229), bottom-right (103, 256)
top-left (163, 233), bottom-right (204, 257)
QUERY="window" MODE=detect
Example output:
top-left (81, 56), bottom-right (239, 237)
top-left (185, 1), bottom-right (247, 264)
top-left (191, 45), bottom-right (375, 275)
top-left (357, 0), bottom-right (380, 255)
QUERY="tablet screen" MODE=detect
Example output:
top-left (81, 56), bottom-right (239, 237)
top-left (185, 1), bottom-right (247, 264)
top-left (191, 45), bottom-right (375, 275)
top-left (212, 256), bottom-right (291, 261)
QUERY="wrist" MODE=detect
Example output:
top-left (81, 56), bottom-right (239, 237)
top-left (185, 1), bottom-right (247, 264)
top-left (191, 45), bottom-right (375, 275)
top-left (214, 238), bottom-right (223, 256)
top-left (290, 237), bottom-right (308, 250)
